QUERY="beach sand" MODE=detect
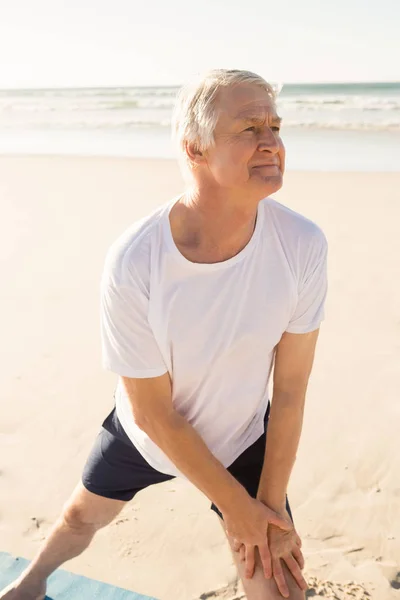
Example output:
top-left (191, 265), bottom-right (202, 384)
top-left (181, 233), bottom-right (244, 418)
top-left (0, 156), bottom-right (399, 599)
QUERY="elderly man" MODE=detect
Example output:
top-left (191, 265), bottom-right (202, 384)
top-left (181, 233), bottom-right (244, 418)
top-left (1, 69), bottom-right (328, 600)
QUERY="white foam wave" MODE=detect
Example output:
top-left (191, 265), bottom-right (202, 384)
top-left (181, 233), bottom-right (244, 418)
top-left (278, 95), bottom-right (400, 111)
top-left (2, 89), bottom-right (400, 115)
top-left (0, 116), bottom-right (172, 129)
top-left (1, 86), bottom-right (399, 131)
top-left (283, 119), bottom-right (400, 131)
top-left (0, 115), bottom-right (398, 131)
top-left (0, 97), bottom-right (177, 113)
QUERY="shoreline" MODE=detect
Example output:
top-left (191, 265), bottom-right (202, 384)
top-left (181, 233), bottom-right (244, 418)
top-left (0, 152), bottom-right (399, 175)
top-left (1, 126), bottom-right (399, 173)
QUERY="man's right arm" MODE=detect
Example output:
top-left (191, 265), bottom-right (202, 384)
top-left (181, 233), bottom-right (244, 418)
top-left (121, 372), bottom-right (293, 582)
top-left (121, 373), bottom-right (249, 515)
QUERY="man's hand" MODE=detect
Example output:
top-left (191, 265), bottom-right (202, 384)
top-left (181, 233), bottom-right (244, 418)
top-left (267, 522), bottom-right (307, 597)
top-left (223, 497), bottom-right (292, 580)
top-left (232, 509), bottom-right (307, 598)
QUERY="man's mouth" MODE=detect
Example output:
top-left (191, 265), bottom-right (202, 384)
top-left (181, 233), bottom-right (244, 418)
top-left (252, 164), bottom-right (280, 170)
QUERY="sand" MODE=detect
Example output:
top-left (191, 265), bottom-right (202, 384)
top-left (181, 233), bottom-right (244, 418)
top-left (0, 156), bottom-right (399, 600)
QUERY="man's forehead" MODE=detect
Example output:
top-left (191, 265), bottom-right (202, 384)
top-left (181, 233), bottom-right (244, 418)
top-left (234, 105), bottom-right (281, 121)
top-left (216, 85), bottom-right (278, 120)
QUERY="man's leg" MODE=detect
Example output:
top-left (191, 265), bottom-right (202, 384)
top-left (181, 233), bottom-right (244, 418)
top-left (218, 518), bottom-right (305, 600)
top-left (0, 482), bottom-right (126, 600)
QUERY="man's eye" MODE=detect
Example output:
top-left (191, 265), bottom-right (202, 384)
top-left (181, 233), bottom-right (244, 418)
top-left (244, 125), bottom-right (281, 133)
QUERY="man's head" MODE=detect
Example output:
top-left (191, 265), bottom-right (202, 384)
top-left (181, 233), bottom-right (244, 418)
top-left (172, 69), bottom-right (285, 200)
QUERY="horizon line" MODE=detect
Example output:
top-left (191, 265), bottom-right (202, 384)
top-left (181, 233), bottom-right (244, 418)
top-left (0, 80), bottom-right (399, 92)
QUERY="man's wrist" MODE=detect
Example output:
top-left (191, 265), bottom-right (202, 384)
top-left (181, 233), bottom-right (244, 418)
top-left (256, 491), bottom-right (287, 514)
top-left (216, 480), bottom-right (252, 516)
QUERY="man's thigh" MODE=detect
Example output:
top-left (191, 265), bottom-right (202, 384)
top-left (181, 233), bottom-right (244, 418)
top-left (62, 481), bottom-right (126, 528)
top-left (82, 407), bottom-right (175, 502)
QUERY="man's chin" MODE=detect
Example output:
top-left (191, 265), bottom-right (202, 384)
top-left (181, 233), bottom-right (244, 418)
top-left (254, 172), bottom-right (283, 194)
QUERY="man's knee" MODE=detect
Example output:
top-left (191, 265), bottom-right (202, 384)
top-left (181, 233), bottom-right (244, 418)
top-left (61, 501), bottom-right (104, 534)
top-left (277, 588), bottom-right (305, 600)
top-left (61, 483), bottom-right (124, 532)
top-left (243, 561), bottom-right (306, 600)
top-left (245, 582), bottom-right (305, 600)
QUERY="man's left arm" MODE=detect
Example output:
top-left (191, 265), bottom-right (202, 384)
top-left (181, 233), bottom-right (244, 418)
top-left (256, 328), bottom-right (320, 513)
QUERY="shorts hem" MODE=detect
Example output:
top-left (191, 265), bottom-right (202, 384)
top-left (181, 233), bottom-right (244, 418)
top-left (81, 478), bottom-right (134, 502)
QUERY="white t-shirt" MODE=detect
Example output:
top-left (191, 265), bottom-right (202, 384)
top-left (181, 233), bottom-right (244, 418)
top-left (101, 196), bottom-right (328, 478)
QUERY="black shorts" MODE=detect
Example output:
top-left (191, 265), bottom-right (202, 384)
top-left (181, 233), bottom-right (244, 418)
top-left (82, 403), bottom-right (293, 522)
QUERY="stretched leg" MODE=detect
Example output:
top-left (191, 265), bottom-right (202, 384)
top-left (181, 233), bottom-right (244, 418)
top-left (218, 517), bottom-right (305, 600)
top-left (0, 482), bottom-right (126, 600)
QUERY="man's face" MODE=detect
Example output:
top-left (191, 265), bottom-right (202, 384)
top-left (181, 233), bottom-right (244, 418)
top-left (202, 84), bottom-right (285, 198)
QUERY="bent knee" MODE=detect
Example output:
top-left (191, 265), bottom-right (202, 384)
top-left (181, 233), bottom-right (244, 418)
top-left (61, 482), bottom-right (125, 531)
top-left (62, 504), bottom-right (99, 532)
top-left (61, 496), bottom-right (116, 532)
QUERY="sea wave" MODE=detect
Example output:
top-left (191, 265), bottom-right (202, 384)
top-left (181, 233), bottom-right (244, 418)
top-left (0, 115), bottom-right (398, 131)
top-left (2, 89), bottom-right (400, 114)
top-left (0, 84), bottom-right (399, 131)
top-left (0, 117), bottom-right (172, 129)
top-left (0, 98), bottom-right (178, 112)
top-left (283, 119), bottom-right (400, 131)
top-left (3, 96), bottom-right (400, 114)
top-left (278, 96), bottom-right (400, 111)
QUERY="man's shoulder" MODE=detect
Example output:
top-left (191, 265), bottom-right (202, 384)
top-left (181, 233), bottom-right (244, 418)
top-left (263, 196), bottom-right (327, 246)
top-left (102, 202), bottom-right (168, 288)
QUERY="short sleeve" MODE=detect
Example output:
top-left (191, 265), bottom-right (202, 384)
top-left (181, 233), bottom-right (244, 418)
top-left (101, 278), bottom-right (168, 378)
top-left (285, 231), bottom-right (328, 334)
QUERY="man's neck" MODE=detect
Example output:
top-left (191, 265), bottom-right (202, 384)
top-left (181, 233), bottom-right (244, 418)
top-left (169, 187), bottom-right (260, 264)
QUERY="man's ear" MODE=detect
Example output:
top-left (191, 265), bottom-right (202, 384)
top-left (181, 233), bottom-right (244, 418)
top-left (184, 141), bottom-right (205, 165)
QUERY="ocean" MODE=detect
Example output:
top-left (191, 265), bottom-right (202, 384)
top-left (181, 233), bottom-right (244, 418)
top-left (0, 82), bottom-right (399, 171)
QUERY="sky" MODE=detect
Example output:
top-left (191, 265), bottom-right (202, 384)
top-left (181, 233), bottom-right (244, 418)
top-left (0, 0), bottom-right (399, 89)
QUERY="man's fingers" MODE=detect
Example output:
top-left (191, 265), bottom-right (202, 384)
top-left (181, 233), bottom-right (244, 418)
top-left (272, 558), bottom-right (289, 598)
top-left (245, 545), bottom-right (256, 579)
top-left (258, 542), bottom-right (272, 579)
top-left (284, 554), bottom-right (308, 591)
top-left (232, 538), bottom-right (241, 553)
top-left (292, 545), bottom-right (305, 570)
top-left (295, 533), bottom-right (302, 547)
top-left (231, 539), bottom-right (246, 563)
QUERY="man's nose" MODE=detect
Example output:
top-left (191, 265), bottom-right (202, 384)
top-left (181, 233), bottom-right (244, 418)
top-left (257, 127), bottom-right (280, 153)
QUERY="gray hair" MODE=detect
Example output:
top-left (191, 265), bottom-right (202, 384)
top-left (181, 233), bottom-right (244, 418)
top-left (171, 69), bottom-right (278, 164)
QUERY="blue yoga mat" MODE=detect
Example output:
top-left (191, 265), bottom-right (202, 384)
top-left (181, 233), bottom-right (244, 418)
top-left (0, 552), bottom-right (158, 599)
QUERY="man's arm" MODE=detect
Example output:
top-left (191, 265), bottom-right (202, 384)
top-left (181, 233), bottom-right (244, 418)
top-left (121, 375), bottom-right (252, 514)
top-left (121, 374), bottom-right (291, 548)
top-left (256, 328), bottom-right (320, 512)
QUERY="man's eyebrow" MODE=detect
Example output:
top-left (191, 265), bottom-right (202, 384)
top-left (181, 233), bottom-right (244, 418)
top-left (234, 113), bottom-right (282, 124)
